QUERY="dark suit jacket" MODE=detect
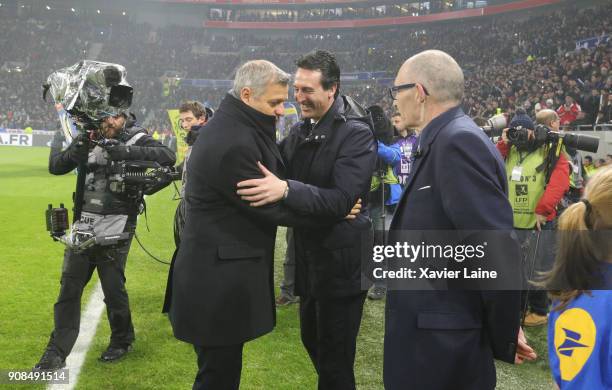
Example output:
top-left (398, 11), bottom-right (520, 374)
top-left (384, 106), bottom-right (521, 390)
top-left (281, 96), bottom-right (377, 298)
top-left (166, 94), bottom-right (334, 347)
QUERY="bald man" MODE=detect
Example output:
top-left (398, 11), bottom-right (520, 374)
top-left (383, 50), bottom-right (535, 389)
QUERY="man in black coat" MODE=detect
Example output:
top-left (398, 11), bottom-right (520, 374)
top-left (165, 60), bottom-right (364, 390)
top-left (383, 50), bottom-right (536, 390)
top-left (237, 50), bottom-right (377, 390)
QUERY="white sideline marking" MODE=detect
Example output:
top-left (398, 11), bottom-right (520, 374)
top-left (48, 282), bottom-right (105, 390)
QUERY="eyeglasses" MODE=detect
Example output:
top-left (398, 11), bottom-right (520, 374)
top-left (388, 83), bottom-right (430, 100)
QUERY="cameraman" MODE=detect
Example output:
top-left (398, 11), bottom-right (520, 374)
top-left (496, 109), bottom-right (569, 327)
top-left (35, 112), bottom-right (175, 370)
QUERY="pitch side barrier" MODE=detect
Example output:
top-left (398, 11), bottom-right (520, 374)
top-left (0, 129), bottom-right (53, 147)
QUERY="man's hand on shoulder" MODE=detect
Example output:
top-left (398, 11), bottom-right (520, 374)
top-left (237, 161), bottom-right (287, 207)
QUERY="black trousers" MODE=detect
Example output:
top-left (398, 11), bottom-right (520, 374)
top-left (46, 222), bottom-right (136, 359)
top-left (193, 344), bottom-right (244, 390)
top-left (299, 292), bottom-right (367, 390)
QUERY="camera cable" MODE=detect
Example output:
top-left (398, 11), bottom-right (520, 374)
top-left (134, 232), bottom-right (171, 265)
top-left (133, 182), bottom-right (183, 265)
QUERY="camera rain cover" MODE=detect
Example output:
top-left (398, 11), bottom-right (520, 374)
top-left (43, 61), bottom-right (133, 129)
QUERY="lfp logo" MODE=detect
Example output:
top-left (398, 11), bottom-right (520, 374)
top-left (554, 308), bottom-right (596, 381)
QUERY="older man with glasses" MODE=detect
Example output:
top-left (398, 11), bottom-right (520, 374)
top-left (383, 50), bottom-right (535, 390)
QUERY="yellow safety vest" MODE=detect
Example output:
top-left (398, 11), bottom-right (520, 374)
top-left (584, 165), bottom-right (597, 179)
top-left (370, 166), bottom-right (399, 192)
top-left (505, 146), bottom-right (547, 229)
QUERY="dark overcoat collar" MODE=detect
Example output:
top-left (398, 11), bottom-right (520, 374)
top-left (218, 93), bottom-right (284, 167)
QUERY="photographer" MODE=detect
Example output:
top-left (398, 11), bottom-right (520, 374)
top-left (496, 109), bottom-right (569, 327)
top-left (35, 112), bottom-right (175, 370)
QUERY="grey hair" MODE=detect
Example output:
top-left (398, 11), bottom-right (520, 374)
top-left (404, 50), bottom-right (464, 105)
top-left (231, 60), bottom-right (291, 98)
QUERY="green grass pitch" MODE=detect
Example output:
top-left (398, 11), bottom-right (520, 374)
top-left (0, 146), bottom-right (554, 389)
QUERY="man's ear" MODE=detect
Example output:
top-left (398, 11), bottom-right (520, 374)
top-left (417, 84), bottom-right (427, 103)
top-left (328, 84), bottom-right (337, 99)
top-left (415, 90), bottom-right (424, 104)
top-left (240, 87), bottom-right (252, 103)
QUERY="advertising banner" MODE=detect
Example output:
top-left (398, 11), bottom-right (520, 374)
top-left (0, 133), bottom-right (33, 147)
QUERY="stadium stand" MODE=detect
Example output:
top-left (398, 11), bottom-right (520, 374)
top-left (0, 0), bottom-right (610, 133)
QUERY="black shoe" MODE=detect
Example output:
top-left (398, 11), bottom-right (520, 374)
top-left (34, 348), bottom-right (66, 371)
top-left (367, 286), bottom-right (386, 300)
top-left (99, 345), bottom-right (132, 362)
top-left (276, 295), bottom-right (299, 306)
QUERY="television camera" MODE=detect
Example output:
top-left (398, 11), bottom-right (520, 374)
top-left (42, 61), bottom-right (179, 253)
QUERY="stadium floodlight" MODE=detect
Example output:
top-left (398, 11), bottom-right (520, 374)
top-left (71, 7), bottom-right (75, 12)
top-left (97, 9), bottom-right (100, 14)
top-left (122, 11), bottom-right (126, 15)
top-left (46, 5), bottom-right (51, 10)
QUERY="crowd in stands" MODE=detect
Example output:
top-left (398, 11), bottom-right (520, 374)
top-left (208, 3), bottom-right (426, 23)
top-left (0, 18), bottom-right (84, 130)
top-left (207, 1), bottom-right (483, 23)
top-left (0, 1), bottom-right (611, 134)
